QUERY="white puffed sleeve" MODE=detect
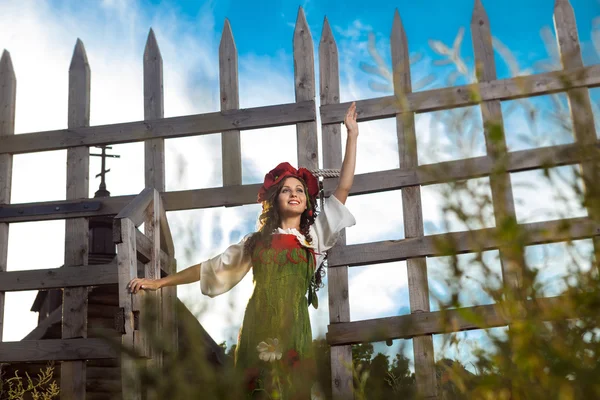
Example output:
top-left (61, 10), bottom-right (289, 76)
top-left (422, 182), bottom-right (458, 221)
top-left (311, 195), bottom-right (356, 258)
top-left (200, 234), bottom-right (253, 298)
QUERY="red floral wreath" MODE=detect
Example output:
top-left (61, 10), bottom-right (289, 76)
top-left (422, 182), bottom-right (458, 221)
top-left (257, 162), bottom-right (319, 203)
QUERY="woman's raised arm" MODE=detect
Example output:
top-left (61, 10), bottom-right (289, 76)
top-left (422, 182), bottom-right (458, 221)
top-left (333, 102), bottom-right (359, 205)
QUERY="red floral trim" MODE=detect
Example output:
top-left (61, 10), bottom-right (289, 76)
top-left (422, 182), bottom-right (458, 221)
top-left (286, 250), bottom-right (296, 264)
top-left (285, 349), bottom-right (300, 368)
top-left (270, 234), bottom-right (302, 250)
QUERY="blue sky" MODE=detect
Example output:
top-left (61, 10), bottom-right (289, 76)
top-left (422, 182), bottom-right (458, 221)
top-left (1, 0), bottom-right (599, 370)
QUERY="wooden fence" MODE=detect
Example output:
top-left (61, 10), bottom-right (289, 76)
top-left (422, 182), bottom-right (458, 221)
top-left (0, 0), bottom-right (598, 399)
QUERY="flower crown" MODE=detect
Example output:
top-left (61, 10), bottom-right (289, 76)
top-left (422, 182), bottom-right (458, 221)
top-left (257, 162), bottom-right (319, 205)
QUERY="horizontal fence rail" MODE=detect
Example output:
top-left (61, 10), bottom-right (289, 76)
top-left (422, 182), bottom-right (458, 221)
top-left (0, 338), bottom-right (118, 363)
top-left (320, 64), bottom-right (600, 124)
top-left (0, 263), bottom-right (118, 292)
top-left (327, 217), bottom-right (600, 267)
top-left (0, 140), bottom-right (598, 224)
top-left (326, 296), bottom-right (572, 346)
top-left (0, 101), bottom-right (315, 155)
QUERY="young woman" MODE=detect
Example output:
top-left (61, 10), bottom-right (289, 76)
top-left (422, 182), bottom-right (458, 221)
top-left (128, 102), bottom-right (359, 398)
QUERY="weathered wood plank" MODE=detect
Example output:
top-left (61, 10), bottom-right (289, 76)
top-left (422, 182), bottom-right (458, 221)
top-left (0, 139), bottom-right (598, 224)
top-left (0, 263), bottom-right (117, 291)
top-left (62, 39), bottom-right (90, 400)
top-left (142, 189), bottom-right (160, 366)
top-left (220, 19), bottom-right (242, 186)
top-left (0, 100), bottom-right (316, 155)
top-left (144, 28), bottom-right (165, 192)
top-left (0, 50), bottom-right (15, 343)
top-left (328, 217), bottom-right (600, 267)
top-left (23, 307), bottom-right (62, 340)
top-left (143, 30), bottom-right (175, 363)
top-left (0, 338), bottom-right (117, 363)
top-left (319, 17), bottom-right (353, 400)
top-left (158, 194), bottom-right (175, 260)
top-left (294, 7), bottom-right (318, 169)
top-left (472, 0), bottom-right (524, 291)
top-left (554, 0), bottom-right (600, 267)
top-left (87, 366), bottom-right (121, 381)
top-left (134, 227), bottom-right (174, 271)
top-left (116, 218), bottom-right (141, 400)
top-left (326, 296), bottom-right (573, 346)
top-left (320, 63), bottom-right (600, 124)
top-left (157, 191), bottom-right (177, 358)
top-left (392, 11), bottom-right (436, 397)
top-left (116, 187), bottom-right (153, 227)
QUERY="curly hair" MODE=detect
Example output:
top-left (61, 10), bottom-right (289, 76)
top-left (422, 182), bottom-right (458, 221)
top-left (244, 176), bottom-right (327, 289)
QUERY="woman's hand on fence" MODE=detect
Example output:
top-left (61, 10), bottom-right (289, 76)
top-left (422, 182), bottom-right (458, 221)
top-left (128, 278), bottom-right (162, 294)
top-left (344, 102), bottom-right (358, 137)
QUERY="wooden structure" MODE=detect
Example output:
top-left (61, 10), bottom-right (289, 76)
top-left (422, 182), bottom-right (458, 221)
top-left (0, 1), bottom-right (599, 399)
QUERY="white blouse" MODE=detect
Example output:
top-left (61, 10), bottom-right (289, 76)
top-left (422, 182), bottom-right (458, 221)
top-left (200, 195), bottom-right (356, 297)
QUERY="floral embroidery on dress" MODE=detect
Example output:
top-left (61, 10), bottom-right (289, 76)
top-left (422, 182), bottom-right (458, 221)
top-left (256, 338), bottom-right (282, 362)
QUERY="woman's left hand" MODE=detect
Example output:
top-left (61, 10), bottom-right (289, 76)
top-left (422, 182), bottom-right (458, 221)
top-left (344, 102), bottom-right (358, 137)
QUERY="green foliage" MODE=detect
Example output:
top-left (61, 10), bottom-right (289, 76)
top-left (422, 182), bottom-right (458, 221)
top-left (0, 363), bottom-right (60, 400)
top-left (356, 14), bottom-right (600, 400)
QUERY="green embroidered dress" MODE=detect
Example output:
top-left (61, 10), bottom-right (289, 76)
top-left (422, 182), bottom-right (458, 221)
top-left (200, 195), bottom-right (356, 397)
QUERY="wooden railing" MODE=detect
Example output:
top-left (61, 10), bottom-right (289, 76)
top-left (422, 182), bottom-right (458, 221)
top-left (0, 188), bottom-right (176, 400)
top-left (113, 187), bottom-right (176, 399)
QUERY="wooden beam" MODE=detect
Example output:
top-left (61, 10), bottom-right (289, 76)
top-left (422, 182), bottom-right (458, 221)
top-left (327, 217), bottom-right (600, 267)
top-left (115, 187), bottom-right (153, 227)
top-left (0, 100), bottom-right (316, 155)
top-left (158, 194), bottom-right (175, 259)
top-left (144, 28), bottom-right (165, 193)
top-left (62, 39), bottom-right (91, 400)
top-left (144, 30), bottom-right (175, 365)
top-left (294, 7), bottom-right (319, 170)
top-left (554, 0), bottom-right (600, 269)
top-left (472, 0), bottom-right (524, 291)
top-left (0, 263), bottom-right (117, 291)
top-left (220, 19), bottom-right (242, 186)
top-left (319, 17), bottom-right (353, 400)
top-left (392, 11), bottom-right (436, 397)
top-left (23, 307), bottom-right (62, 340)
top-left (326, 296), bottom-right (572, 346)
top-left (321, 141), bottom-right (598, 196)
top-left (134, 227), bottom-right (174, 272)
top-left (3, 139), bottom-right (597, 224)
top-left (320, 63), bottom-right (600, 124)
top-left (116, 218), bottom-right (141, 399)
top-left (0, 338), bottom-right (117, 363)
top-left (0, 49), bottom-right (16, 343)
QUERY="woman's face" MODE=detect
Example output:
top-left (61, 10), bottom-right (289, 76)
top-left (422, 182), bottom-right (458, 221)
top-left (277, 177), bottom-right (307, 217)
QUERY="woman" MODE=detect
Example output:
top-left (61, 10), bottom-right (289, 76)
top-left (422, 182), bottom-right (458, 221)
top-left (128, 102), bottom-right (359, 398)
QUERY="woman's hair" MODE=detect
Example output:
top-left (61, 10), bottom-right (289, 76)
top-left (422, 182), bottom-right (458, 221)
top-left (245, 176), bottom-right (326, 289)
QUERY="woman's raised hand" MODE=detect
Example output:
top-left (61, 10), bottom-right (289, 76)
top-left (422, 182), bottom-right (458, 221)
top-left (128, 277), bottom-right (162, 294)
top-left (344, 102), bottom-right (358, 137)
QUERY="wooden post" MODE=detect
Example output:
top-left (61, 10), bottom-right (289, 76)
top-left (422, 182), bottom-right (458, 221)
top-left (553, 0), bottom-right (600, 265)
top-left (0, 50), bottom-right (16, 344)
top-left (391, 11), bottom-right (437, 398)
top-left (294, 7), bottom-right (318, 170)
top-left (61, 39), bottom-right (90, 400)
top-left (143, 28), bottom-right (166, 366)
top-left (319, 18), bottom-right (353, 400)
top-left (144, 29), bottom-right (165, 192)
top-left (471, 0), bottom-right (525, 293)
top-left (117, 218), bottom-right (141, 400)
top-left (220, 19), bottom-right (242, 186)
